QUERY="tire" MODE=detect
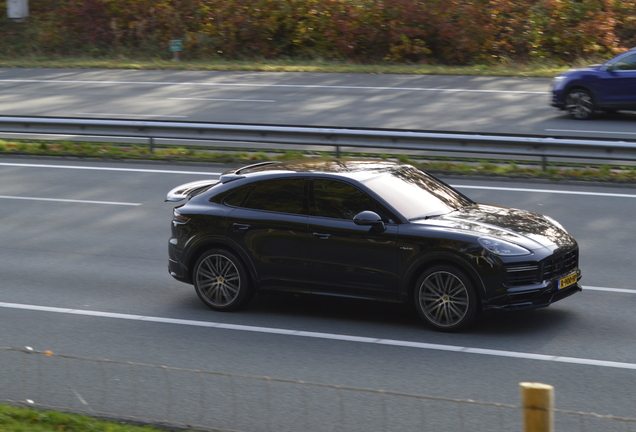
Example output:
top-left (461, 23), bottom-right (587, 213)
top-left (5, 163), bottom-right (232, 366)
top-left (193, 249), bottom-right (253, 311)
top-left (565, 88), bottom-right (595, 120)
top-left (413, 265), bottom-right (478, 331)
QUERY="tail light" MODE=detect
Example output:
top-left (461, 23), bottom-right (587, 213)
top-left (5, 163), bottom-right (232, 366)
top-left (173, 208), bottom-right (190, 225)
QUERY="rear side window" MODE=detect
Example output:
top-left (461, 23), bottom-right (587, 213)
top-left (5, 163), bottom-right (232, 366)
top-left (223, 186), bottom-right (251, 207)
top-left (242, 179), bottom-right (305, 214)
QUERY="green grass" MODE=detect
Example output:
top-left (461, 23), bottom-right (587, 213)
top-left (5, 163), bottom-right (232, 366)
top-left (2, 138), bottom-right (635, 183)
top-left (0, 55), bottom-right (584, 78)
top-left (0, 404), bottom-right (191, 432)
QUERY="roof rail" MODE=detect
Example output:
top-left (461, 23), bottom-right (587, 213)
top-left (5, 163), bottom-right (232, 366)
top-left (219, 173), bottom-right (245, 183)
top-left (235, 161), bottom-right (279, 174)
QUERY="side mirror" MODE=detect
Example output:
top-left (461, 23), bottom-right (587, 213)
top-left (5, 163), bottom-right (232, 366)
top-left (353, 211), bottom-right (386, 232)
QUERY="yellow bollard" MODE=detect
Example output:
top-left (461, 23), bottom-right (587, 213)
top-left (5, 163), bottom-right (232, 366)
top-left (520, 382), bottom-right (554, 432)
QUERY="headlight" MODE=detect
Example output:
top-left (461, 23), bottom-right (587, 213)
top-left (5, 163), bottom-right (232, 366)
top-left (551, 76), bottom-right (567, 88)
top-left (478, 237), bottom-right (531, 256)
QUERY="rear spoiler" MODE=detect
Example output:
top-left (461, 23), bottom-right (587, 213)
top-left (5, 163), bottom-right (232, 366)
top-left (165, 179), bottom-right (220, 202)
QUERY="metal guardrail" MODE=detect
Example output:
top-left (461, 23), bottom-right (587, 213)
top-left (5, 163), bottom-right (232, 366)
top-left (1, 116), bottom-right (636, 168)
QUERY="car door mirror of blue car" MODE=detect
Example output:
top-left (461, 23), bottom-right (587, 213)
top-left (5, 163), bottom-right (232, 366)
top-left (353, 211), bottom-right (386, 232)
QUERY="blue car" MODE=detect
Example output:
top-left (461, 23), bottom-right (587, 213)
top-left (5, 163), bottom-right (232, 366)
top-left (551, 48), bottom-right (636, 119)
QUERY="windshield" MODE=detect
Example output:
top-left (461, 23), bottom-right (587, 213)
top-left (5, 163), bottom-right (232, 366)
top-left (363, 167), bottom-right (473, 220)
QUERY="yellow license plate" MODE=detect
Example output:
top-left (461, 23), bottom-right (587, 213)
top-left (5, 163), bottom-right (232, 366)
top-left (559, 272), bottom-right (578, 290)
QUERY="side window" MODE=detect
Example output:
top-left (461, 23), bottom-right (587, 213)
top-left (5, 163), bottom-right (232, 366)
top-left (612, 53), bottom-right (636, 71)
top-left (243, 179), bottom-right (305, 214)
top-left (223, 186), bottom-right (251, 207)
top-left (313, 180), bottom-right (385, 220)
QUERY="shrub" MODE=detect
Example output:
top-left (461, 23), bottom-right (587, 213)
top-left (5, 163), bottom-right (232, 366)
top-left (2, 0), bottom-right (635, 63)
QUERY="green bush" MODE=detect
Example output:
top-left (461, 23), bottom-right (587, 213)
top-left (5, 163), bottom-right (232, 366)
top-left (1, 0), bottom-right (635, 63)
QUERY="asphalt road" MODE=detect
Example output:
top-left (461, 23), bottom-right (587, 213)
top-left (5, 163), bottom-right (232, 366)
top-left (2, 68), bottom-right (636, 139)
top-left (1, 157), bottom-right (635, 431)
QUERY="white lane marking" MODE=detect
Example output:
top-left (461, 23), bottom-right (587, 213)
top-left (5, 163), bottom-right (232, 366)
top-left (453, 185), bottom-right (636, 199)
top-left (1, 300), bottom-right (635, 370)
top-left (169, 97), bottom-right (276, 103)
top-left (547, 128), bottom-right (636, 136)
top-left (584, 286), bottom-right (636, 294)
top-left (76, 113), bottom-right (188, 118)
top-left (1, 163), bottom-right (634, 199)
top-left (0, 79), bottom-right (548, 95)
top-left (0, 195), bottom-right (141, 206)
top-left (0, 162), bottom-right (221, 176)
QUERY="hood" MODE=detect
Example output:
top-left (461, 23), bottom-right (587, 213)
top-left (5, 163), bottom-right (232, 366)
top-left (560, 65), bottom-right (602, 76)
top-left (413, 204), bottom-right (575, 251)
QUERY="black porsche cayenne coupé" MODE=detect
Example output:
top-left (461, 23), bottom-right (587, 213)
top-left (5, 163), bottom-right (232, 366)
top-left (166, 160), bottom-right (581, 331)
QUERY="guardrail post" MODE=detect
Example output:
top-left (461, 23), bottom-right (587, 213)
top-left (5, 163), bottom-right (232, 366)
top-left (149, 137), bottom-right (155, 154)
top-left (520, 382), bottom-right (553, 432)
top-left (335, 145), bottom-right (341, 158)
top-left (541, 155), bottom-right (547, 171)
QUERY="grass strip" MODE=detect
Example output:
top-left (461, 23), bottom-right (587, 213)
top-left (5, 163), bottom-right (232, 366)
top-left (1, 139), bottom-right (635, 183)
top-left (0, 56), bottom-right (585, 78)
top-left (0, 403), bottom-right (194, 432)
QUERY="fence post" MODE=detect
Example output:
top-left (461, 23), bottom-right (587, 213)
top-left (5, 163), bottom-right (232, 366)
top-left (520, 382), bottom-right (554, 432)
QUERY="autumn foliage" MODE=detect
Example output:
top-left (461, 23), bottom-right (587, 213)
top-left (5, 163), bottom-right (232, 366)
top-left (2, 0), bottom-right (636, 64)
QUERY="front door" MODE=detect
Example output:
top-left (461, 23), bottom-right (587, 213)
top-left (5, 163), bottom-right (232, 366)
top-left (307, 179), bottom-right (399, 300)
top-left (600, 52), bottom-right (636, 109)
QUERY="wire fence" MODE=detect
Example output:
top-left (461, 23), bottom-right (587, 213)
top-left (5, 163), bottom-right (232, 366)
top-left (1, 346), bottom-right (636, 432)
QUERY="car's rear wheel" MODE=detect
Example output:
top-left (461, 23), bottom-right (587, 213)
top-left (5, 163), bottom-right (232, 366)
top-left (193, 249), bottom-right (252, 311)
top-left (565, 88), bottom-right (595, 120)
top-left (414, 265), bottom-right (478, 331)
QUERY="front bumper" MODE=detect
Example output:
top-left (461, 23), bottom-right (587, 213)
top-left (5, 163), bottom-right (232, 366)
top-left (551, 91), bottom-right (565, 109)
top-left (551, 100), bottom-right (565, 109)
top-left (485, 268), bottom-right (582, 312)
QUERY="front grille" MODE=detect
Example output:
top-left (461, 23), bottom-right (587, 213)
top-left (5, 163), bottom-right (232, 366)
top-left (505, 265), bottom-right (539, 286)
top-left (505, 247), bottom-right (579, 287)
top-left (543, 248), bottom-right (579, 280)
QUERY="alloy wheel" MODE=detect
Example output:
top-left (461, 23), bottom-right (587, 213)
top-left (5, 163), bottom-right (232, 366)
top-left (565, 90), bottom-right (594, 119)
top-left (418, 271), bottom-right (470, 328)
top-left (196, 254), bottom-right (241, 307)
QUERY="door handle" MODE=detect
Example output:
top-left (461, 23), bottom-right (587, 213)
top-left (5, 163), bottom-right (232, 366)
top-left (232, 223), bottom-right (251, 231)
top-left (312, 232), bottom-right (331, 239)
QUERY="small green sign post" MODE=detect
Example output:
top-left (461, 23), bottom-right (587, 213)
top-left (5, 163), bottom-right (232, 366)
top-left (169, 40), bottom-right (182, 61)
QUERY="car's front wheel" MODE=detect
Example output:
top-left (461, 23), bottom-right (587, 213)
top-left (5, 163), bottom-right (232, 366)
top-left (565, 88), bottom-right (595, 120)
top-left (193, 249), bottom-right (253, 311)
top-left (414, 265), bottom-right (478, 331)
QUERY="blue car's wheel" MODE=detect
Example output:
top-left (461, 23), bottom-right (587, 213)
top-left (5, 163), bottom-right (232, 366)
top-left (565, 89), bottom-right (595, 120)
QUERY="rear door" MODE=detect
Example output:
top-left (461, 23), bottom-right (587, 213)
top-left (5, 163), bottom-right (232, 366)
top-left (225, 178), bottom-right (312, 291)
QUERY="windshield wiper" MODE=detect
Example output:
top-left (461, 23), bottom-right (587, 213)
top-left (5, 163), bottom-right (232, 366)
top-left (410, 207), bottom-right (467, 221)
top-left (409, 213), bottom-right (445, 221)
